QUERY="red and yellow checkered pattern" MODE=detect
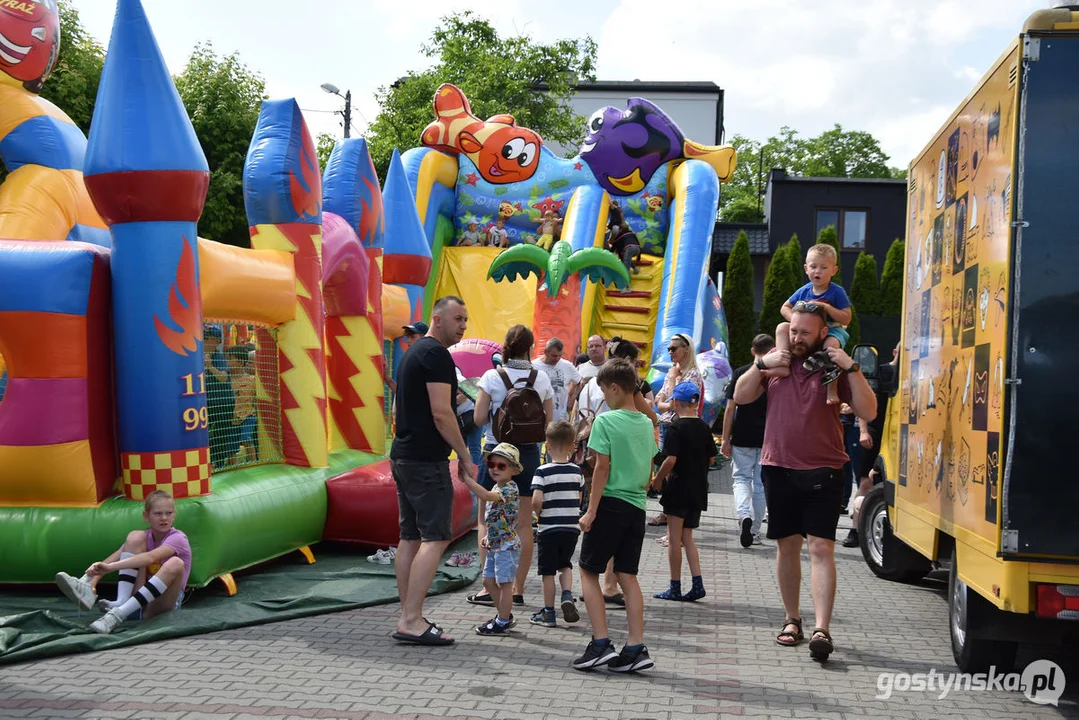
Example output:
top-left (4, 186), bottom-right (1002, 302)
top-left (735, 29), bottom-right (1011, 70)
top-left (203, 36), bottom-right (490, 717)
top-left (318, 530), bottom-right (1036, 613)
top-left (121, 447), bottom-right (211, 501)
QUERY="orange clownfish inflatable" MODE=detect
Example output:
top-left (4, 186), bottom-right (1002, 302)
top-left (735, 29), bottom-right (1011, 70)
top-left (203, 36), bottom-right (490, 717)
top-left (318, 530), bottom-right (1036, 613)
top-left (421, 83), bottom-right (543, 185)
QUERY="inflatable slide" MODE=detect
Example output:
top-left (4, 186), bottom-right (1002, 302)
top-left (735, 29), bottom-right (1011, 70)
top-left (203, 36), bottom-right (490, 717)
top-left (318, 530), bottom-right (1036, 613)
top-left (398, 86), bottom-right (735, 378)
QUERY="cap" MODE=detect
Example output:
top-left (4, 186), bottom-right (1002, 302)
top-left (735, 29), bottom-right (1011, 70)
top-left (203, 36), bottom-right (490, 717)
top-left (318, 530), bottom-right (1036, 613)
top-left (203, 325), bottom-right (222, 340)
top-left (403, 321), bottom-right (429, 335)
top-left (484, 442), bottom-right (523, 474)
top-left (672, 381), bottom-right (701, 403)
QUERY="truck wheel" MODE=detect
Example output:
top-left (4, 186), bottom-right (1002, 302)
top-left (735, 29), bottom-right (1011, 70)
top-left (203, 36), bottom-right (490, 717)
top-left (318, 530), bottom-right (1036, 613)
top-left (858, 485), bottom-right (930, 583)
top-left (948, 548), bottom-right (1017, 673)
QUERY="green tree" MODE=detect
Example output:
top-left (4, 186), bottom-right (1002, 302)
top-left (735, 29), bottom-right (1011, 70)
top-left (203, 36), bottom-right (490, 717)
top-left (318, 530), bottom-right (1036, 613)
top-left (759, 245), bottom-right (793, 341)
top-left (817, 224), bottom-right (842, 278)
top-left (878, 239), bottom-right (906, 316)
top-left (719, 125), bottom-right (905, 221)
top-left (317, 132), bottom-right (336, 173)
top-left (39, 1), bottom-right (104, 135)
top-left (786, 233), bottom-right (803, 285)
top-left (175, 43), bottom-right (267, 247)
top-left (846, 305), bottom-right (861, 350)
top-left (722, 231), bottom-right (755, 368)
top-left (849, 252), bottom-right (881, 316)
top-left (364, 11), bottom-right (597, 179)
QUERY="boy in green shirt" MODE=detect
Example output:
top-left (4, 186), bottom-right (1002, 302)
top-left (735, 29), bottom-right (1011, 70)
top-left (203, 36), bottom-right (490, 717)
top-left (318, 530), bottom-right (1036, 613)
top-left (573, 358), bottom-right (658, 673)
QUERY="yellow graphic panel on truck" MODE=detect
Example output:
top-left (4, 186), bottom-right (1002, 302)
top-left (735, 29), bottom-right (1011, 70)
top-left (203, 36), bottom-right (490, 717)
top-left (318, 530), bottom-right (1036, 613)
top-left (895, 44), bottom-right (1017, 549)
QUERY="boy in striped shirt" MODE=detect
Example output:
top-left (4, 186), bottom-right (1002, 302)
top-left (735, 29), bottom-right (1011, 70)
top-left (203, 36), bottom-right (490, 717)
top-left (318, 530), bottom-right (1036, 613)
top-left (529, 420), bottom-right (585, 627)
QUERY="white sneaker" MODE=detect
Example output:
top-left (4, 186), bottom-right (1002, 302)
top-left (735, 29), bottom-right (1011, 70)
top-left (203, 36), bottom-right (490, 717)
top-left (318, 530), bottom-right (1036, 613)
top-left (55, 572), bottom-right (97, 611)
top-left (367, 548), bottom-right (395, 565)
top-left (96, 598), bottom-right (119, 612)
top-left (89, 608), bottom-right (123, 634)
top-left (752, 534), bottom-right (763, 545)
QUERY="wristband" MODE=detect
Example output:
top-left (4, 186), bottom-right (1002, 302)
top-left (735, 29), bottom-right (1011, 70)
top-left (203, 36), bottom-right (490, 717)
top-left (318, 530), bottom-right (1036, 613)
top-left (755, 357), bottom-right (767, 371)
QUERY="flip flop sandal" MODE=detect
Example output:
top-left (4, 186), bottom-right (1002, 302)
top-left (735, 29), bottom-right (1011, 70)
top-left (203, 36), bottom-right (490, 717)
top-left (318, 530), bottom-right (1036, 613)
top-left (775, 617), bottom-right (803, 647)
top-left (647, 515), bottom-right (667, 526)
top-left (820, 367), bottom-right (842, 386)
top-left (392, 621), bottom-right (454, 646)
top-left (809, 628), bottom-right (834, 660)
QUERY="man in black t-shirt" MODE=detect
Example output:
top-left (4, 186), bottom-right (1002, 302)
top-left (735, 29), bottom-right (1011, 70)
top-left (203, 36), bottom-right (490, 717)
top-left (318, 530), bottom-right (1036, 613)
top-left (721, 334), bottom-right (774, 548)
top-left (391, 296), bottom-right (497, 646)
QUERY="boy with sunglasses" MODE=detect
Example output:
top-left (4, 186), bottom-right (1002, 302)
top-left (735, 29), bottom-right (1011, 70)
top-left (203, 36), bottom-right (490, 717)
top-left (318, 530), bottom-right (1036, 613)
top-left (476, 443), bottom-right (524, 636)
top-left (767, 244), bottom-right (852, 405)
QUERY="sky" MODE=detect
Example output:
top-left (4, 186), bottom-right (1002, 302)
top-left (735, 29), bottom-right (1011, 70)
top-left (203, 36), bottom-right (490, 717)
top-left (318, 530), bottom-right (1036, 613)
top-left (73, 0), bottom-right (1052, 169)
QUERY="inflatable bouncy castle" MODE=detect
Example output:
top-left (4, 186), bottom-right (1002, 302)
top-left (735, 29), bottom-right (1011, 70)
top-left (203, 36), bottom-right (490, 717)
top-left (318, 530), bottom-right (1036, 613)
top-left (0, 0), bottom-right (477, 589)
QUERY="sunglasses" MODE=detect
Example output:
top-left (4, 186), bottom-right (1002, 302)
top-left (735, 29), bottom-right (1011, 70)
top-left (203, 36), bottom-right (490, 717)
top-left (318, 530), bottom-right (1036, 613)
top-left (793, 301), bottom-right (822, 313)
top-left (486, 460), bottom-right (509, 471)
top-left (667, 345), bottom-right (685, 353)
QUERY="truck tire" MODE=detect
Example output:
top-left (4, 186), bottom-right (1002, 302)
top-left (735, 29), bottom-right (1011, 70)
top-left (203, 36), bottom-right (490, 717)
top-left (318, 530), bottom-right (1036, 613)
top-left (948, 548), bottom-right (1017, 673)
top-left (858, 485), bottom-right (930, 583)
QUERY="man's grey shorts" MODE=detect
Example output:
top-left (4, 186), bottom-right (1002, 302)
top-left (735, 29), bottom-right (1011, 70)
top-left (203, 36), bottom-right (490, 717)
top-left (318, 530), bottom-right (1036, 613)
top-left (391, 459), bottom-right (454, 542)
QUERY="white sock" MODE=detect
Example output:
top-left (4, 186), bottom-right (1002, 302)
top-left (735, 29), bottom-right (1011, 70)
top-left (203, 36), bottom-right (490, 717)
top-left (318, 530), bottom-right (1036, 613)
top-left (114, 575), bottom-right (168, 620)
top-left (101, 553), bottom-right (137, 609)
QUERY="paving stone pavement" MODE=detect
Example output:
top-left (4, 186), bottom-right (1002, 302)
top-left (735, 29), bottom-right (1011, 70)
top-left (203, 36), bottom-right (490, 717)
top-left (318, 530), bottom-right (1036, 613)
top-left (2, 466), bottom-right (1078, 720)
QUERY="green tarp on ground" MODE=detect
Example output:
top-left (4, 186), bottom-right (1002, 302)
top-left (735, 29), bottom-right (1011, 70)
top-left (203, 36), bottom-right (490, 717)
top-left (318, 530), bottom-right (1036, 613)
top-left (0, 538), bottom-right (479, 666)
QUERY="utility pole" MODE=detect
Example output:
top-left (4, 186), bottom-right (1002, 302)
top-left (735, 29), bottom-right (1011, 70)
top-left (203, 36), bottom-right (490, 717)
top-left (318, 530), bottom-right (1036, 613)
top-left (343, 89), bottom-right (352, 139)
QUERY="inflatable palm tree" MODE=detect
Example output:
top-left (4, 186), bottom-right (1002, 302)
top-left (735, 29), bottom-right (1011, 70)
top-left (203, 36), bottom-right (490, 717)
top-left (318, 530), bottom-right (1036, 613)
top-left (487, 240), bottom-right (631, 351)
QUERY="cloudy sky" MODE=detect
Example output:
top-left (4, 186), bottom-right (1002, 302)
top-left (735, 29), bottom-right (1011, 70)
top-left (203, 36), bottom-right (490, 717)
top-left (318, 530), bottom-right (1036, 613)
top-left (75, 0), bottom-right (1050, 169)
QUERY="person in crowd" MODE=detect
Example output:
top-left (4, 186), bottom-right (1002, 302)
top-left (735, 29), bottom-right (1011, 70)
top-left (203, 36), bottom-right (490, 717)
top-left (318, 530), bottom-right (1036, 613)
top-left (476, 443), bottom-right (523, 636)
top-left (721, 334), bottom-right (775, 547)
top-left (770, 244), bottom-right (853, 406)
top-left (574, 359), bottom-right (657, 673)
top-left (227, 345), bottom-right (257, 464)
top-left (55, 490), bottom-right (192, 634)
top-left (733, 301), bottom-right (876, 662)
top-left (487, 218), bottom-right (509, 248)
top-left (533, 337), bottom-right (581, 423)
top-left (650, 382), bottom-right (715, 602)
top-left (391, 296), bottom-right (497, 646)
top-left (467, 325), bottom-right (554, 609)
top-left (536, 210), bottom-right (562, 251)
top-left (650, 333), bottom-right (703, 526)
top-left (203, 325), bottom-right (236, 468)
top-left (529, 421), bottom-right (584, 628)
top-left (460, 221), bottom-right (482, 246)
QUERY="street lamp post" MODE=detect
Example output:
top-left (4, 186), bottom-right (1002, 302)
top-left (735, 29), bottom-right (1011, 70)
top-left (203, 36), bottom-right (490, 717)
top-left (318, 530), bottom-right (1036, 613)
top-left (320, 82), bottom-right (352, 139)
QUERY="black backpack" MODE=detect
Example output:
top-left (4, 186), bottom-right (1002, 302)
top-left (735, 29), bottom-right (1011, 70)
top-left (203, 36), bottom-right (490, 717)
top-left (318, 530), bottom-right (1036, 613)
top-left (493, 368), bottom-right (547, 444)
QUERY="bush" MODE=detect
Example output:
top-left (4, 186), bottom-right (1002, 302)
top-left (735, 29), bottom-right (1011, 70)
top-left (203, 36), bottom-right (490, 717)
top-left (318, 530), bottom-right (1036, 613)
top-left (849, 251), bottom-right (881, 316)
top-left (817, 225), bottom-right (842, 279)
top-left (759, 245), bottom-right (793, 342)
top-left (722, 231), bottom-right (756, 368)
top-left (879, 239), bottom-right (905, 317)
top-left (845, 304), bottom-right (861, 350)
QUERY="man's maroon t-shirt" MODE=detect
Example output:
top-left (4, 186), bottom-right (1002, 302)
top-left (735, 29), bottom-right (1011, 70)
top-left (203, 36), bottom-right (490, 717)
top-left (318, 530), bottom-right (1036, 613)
top-left (761, 360), bottom-right (852, 471)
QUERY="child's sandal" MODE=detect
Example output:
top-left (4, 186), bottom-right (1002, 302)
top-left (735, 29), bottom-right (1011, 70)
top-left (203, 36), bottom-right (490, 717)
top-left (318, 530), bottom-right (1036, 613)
top-left (775, 617), bottom-right (803, 646)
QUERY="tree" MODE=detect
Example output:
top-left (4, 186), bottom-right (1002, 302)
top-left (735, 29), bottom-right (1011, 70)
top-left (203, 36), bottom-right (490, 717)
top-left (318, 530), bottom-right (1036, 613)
top-left (175, 43), bottom-right (267, 247)
top-left (817, 225), bottom-right (842, 278)
top-left (364, 12), bottom-right (597, 178)
top-left (786, 233), bottom-right (803, 286)
top-left (879, 239), bottom-right (906, 317)
top-left (849, 252), bottom-right (881, 316)
top-left (759, 245), bottom-right (792, 342)
top-left (722, 231), bottom-right (755, 368)
top-left (719, 125), bottom-right (905, 221)
top-left (317, 133), bottom-right (336, 173)
top-left (846, 305), bottom-right (861, 350)
top-left (39, 1), bottom-right (104, 136)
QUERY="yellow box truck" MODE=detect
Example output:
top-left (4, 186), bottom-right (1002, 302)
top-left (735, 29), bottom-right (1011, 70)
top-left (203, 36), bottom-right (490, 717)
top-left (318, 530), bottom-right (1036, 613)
top-left (855, 6), bottom-right (1079, 673)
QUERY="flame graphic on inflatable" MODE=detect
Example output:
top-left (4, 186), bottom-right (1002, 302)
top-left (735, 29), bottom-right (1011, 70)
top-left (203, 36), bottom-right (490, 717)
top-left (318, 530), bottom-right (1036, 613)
top-left (153, 239), bottom-right (202, 356)
top-left (289, 131), bottom-right (322, 220)
top-left (358, 173), bottom-right (384, 247)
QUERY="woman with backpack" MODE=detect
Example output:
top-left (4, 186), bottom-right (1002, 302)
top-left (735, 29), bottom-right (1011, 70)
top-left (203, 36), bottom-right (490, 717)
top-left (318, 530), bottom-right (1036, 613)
top-left (467, 325), bottom-right (554, 608)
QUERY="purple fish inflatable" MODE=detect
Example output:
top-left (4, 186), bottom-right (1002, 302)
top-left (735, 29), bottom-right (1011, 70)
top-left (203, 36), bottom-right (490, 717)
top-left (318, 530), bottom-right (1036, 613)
top-left (579, 97), bottom-right (737, 196)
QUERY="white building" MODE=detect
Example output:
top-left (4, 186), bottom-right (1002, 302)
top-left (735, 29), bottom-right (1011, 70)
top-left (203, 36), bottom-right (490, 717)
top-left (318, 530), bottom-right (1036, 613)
top-left (546, 80), bottom-right (726, 158)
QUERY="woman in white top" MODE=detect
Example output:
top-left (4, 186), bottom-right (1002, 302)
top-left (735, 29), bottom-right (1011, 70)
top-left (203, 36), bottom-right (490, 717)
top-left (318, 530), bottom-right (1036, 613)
top-left (467, 324), bottom-right (554, 607)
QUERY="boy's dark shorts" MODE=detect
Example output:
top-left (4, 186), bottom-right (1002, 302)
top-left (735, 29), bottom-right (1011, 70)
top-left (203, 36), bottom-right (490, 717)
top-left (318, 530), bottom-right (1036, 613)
top-left (857, 429), bottom-right (883, 479)
top-left (391, 459), bottom-right (453, 542)
top-left (761, 465), bottom-right (843, 541)
top-left (536, 530), bottom-right (580, 576)
top-left (579, 496), bottom-right (645, 575)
